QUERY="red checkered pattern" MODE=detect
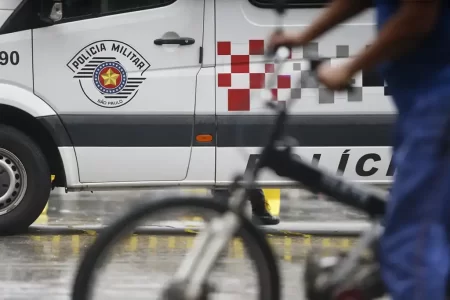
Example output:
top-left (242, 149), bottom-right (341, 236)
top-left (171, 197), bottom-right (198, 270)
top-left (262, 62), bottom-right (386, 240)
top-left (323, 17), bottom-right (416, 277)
top-left (217, 40), bottom-right (294, 112)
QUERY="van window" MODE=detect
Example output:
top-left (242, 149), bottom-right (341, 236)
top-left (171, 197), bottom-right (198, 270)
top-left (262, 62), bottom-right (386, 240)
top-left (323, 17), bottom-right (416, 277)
top-left (100, 0), bottom-right (177, 14)
top-left (249, 0), bottom-right (329, 8)
top-left (61, 0), bottom-right (176, 20)
top-left (62, 0), bottom-right (93, 19)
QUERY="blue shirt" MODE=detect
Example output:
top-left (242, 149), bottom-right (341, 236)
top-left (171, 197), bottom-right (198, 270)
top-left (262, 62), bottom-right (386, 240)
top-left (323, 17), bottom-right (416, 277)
top-left (374, 0), bottom-right (450, 113)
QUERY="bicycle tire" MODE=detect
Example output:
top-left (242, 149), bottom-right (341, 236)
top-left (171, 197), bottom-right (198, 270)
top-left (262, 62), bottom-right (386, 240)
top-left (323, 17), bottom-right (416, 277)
top-left (71, 196), bottom-right (281, 300)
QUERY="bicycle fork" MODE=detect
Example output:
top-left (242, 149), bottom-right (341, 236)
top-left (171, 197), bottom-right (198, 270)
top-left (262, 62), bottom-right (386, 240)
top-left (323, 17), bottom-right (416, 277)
top-left (165, 188), bottom-right (248, 300)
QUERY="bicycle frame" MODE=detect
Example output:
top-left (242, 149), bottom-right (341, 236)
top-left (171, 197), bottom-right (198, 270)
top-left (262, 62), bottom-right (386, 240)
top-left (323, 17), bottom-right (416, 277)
top-left (166, 16), bottom-right (389, 300)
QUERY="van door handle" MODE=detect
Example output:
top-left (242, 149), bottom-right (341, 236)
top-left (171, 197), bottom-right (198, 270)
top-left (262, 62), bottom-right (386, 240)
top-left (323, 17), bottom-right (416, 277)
top-left (154, 37), bottom-right (195, 46)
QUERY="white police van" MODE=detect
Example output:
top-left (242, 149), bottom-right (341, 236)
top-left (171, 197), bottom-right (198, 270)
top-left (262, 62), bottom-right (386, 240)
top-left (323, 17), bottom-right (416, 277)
top-left (0, 0), bottom-right (396, 231)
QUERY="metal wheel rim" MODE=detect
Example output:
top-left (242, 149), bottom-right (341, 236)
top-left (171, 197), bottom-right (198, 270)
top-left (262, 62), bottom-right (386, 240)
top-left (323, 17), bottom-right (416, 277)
top-left (0, 148), bottom-right (27, 215)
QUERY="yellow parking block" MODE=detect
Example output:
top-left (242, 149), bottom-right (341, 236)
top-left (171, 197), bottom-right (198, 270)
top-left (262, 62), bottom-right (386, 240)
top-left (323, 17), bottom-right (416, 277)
top-left (34, 214), bottom-right (48, 225)
top-left (185, 188), bottom-right (210, 196)
top-left (182, 188), bottom-right (281, 221)
top-left (40, 175), bottom-right (55, 217)
top-left (263, 189), bottom-right (280, 216)
top-left (175, 188), bottom-right (281, 221)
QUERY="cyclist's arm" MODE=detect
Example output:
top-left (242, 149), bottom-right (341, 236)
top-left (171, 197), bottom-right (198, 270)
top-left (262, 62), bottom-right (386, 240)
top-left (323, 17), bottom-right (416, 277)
top-left (346, 0), bottom-right (440, 74)
top-left (289, 0), bottom-right (373, 46)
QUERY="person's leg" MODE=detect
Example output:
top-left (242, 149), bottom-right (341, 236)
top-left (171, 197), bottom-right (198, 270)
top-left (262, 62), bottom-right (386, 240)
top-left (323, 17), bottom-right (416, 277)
top-left (441, 119), bottom-right (450, 299)
top-left (248, 188), bottom-right (280, 225)
top-left (379, 106), bottom-right (450, 300)
top-left (211, 188), bottom-right (280, 225)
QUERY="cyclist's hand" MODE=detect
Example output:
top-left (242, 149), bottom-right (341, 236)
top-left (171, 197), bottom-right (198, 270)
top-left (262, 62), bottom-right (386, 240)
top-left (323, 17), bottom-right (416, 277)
top-left (317, 62), bottom-right (353, 91)
top-left (266, 31), bottom-right (301, 53)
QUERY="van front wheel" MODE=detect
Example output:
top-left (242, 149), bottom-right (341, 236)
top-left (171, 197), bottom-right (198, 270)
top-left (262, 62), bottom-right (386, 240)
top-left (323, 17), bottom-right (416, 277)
top-left (0, 125), bottom-right (51, 234)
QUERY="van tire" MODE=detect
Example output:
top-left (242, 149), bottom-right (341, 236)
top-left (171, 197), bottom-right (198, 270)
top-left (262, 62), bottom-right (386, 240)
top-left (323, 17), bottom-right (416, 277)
top-left (0, 125), bottom-right (51, 234)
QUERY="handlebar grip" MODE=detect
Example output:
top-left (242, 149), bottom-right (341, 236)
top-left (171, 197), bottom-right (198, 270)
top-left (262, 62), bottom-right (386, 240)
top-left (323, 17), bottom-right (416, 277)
top-left (264, 43), bottom-right (290, 58)
top-left (310, 58), bottom-right (354, 92)
top-left (265, 27), bottom-right (283, 55)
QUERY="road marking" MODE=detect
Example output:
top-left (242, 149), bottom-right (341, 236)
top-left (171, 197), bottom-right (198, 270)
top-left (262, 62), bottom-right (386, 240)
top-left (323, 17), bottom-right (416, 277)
top-left (303, 234), bottom-right (311, 246)
top-left (24, 234), bottom-right (357, 262)
top-left (284, 237), bottom-right (292, 261)
top-left (168, 236), bottom-right (176, 250)
top-left (52, 235), bottom-right (60, 256)
top-left (72, 235), bottom-right (80, 254)
top-left (233, 238), bottom-right (244, 259)
top-left (128, 235), bottom-right (138, 252)
top-left (149, 236), bottom-right (157, 253)
top-left (186, 236), bottom-right (194, 249)
top-left (340, 238), bottom-right (351, 249)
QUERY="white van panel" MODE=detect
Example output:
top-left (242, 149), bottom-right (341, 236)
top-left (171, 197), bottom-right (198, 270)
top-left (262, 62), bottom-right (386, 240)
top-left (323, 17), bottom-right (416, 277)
top-left (215, 0), bottom-right (396, 115)
top-left (195, 67), bottom-right (215, 114)
top-left (0, 11), bottom-right (12, 26)
top-left (33, 0), bottom-right (205, 183)
top-left (216, 146), bottom-right (393, 186)
top-left (215, 0), bottom-right (396, 186)
top-left (202, 0), bottom-right (215, 67)
top-left (0, 29), bottom-right (33, 90)
top-left (76, 147), bottom-right (192, 183)
top-left (0, 0), bottom-right (22, 10)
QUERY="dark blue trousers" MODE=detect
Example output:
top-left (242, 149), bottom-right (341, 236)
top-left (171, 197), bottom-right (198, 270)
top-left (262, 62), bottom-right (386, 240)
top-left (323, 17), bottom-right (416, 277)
top-left (380, 89), bottom-right (450, 300)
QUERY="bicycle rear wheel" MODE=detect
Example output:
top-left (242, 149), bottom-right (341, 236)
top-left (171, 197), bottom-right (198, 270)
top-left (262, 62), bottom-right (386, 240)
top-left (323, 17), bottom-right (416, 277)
top-left (71, 196), bottom-right (280, 300)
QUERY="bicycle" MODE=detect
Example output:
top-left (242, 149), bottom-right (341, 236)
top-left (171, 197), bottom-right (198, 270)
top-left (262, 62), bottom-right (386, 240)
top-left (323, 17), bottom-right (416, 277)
top-left (70, 2), bottom-right (431, 300)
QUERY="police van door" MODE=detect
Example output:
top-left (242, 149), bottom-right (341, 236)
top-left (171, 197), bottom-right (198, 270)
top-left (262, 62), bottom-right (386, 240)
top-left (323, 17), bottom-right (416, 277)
top-left (215, 0), bottom-right (396, 186)
top-left (32, 0), bottom-right (204, 183)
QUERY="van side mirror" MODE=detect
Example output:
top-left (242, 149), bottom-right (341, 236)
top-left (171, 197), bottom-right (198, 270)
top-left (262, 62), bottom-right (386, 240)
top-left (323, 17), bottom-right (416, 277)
top-left (49, 1), bottom-right (63, 22)
top-left (39, 0), bottom-right (63, 24)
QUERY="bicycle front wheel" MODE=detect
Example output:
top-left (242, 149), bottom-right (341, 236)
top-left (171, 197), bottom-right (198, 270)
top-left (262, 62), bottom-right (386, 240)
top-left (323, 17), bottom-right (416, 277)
top-left (71, 196), bottom-right (280, 300)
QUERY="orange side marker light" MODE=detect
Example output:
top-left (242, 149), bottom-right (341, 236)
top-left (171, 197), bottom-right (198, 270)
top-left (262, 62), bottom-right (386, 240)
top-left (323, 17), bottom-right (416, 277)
top-left (196, 134), bottom-right (213, 142)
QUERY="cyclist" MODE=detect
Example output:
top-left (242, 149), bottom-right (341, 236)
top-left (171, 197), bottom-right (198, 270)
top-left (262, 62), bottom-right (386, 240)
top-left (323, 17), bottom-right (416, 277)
top-left (267, 0), bottom-right (450, 299)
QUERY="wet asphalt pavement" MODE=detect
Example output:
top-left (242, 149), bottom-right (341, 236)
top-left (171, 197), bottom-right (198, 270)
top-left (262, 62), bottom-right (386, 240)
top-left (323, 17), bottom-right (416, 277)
top-left (0, 188), bottom-right (389, 299)
top-left (0, 233), bottom-right (362, 299)
top-left (44, 187), bottom-right (373, 225)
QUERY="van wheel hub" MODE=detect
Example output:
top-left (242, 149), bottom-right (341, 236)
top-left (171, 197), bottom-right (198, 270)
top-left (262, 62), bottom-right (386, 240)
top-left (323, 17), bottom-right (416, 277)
top-left (0, 148), bottom-right (27, 215)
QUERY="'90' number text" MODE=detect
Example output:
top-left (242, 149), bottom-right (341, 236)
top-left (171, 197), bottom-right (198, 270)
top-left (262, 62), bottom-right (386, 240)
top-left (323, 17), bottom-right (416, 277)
top-left (0, 51), bottom-right (19, 65)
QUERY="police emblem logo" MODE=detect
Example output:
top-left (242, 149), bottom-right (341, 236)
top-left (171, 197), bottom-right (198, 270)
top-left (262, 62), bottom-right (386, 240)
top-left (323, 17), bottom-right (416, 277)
top-left (67, 40), bottom-right (151, 108)
top-left (93, 61), bottom-right (127, 94)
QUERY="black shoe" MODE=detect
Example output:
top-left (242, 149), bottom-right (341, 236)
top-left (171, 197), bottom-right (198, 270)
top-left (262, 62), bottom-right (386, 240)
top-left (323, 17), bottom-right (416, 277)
top-left (248, 188), bottom-right (280, 225)
top-left (252, 210), bottom-right (280, 225)
top-left (213, 188), bottom-right (281, 225)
